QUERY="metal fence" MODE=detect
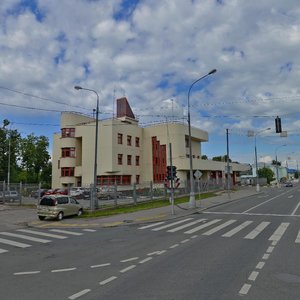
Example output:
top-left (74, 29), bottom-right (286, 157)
top-left (0, 179), bottom-right (225, 208)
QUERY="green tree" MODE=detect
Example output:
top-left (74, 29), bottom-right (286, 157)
top-left (201, 155), bottom-right (208, 160)
top-left (20, 134), bottom-right (51, 183)
top-left (257, 167), bottom-right (274, 184)
top-left (212, 155), bottom-right (232, 162)
top-left (272, 160), bottom-right (281, 166)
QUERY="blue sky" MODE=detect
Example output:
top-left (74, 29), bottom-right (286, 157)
top-left (1, 0), bottom-right (300, 168)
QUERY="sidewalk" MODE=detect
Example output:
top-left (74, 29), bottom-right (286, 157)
top-left (27, 186), bottom-right (261, 229)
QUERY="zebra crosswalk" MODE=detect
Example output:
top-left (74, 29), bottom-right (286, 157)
top-left (138, 217), bottom-right (300, 244)
top-left (0, 228), bottom-right (96, 255)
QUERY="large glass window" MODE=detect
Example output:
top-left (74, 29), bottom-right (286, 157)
top-left (127, 135), bottom-right (132, 146)
top-left (136, 156), bottom-right (140, 166)
top-left (61, 167), bottom-right (75, 177)
top-left (135, 137), bottom-right (140, 147)
top-left (127, 155), bottom-right (132, 165)
top-left (118, 154), bottom-right (123, 165)
top-left (62, 147), bottom-right (75, 158)
top-left (61, 128), bottom-right (75, 138)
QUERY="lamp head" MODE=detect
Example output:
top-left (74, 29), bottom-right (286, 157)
top-left (208, 69), bottom-right (217, 75)
top-left (74, 86), bottom-right (82, 90)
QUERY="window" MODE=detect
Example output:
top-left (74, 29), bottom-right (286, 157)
top-left (118, 154), bottom-right (123, 165)
top-left (127, 135), bottom-right (132, 146)
top-left (127, 155), bottom-right (132, 165)
top-left (136, 175), bottom-right (140, 184)
top-left (62, 147), bottom-right (75, 158)
top-left (118, 133), bottom-right (123, 144)
top-left (61, 128), bottom-right (75, 138)
top-left (61, 167), bottom-right (75, 177)
top-left (136, 156), bottom-right (140, 166)
top-left (135, 137), bottom-right (140, 147)
top-left (58, 160), bottom-right (60, 169)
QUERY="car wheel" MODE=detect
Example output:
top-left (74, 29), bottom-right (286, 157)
top-left (38, 216), bottom-right (46, 221)
top-left (57, 212), bottom-right (64, 221)
top-left (77, 209), bottom-right (83, 216)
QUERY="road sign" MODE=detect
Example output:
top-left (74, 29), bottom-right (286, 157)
top-left (194, 170), bottom-right (202, 179)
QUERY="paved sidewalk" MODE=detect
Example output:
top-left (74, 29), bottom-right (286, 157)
top-left (27, 186), bottom-right (262, 229)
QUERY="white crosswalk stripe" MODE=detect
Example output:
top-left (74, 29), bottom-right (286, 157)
top-left (184, 219), bottom-right (222, 234)
top-left (0, 248), bottom-right (8, 254)
top-left (0, 237), bottom-right (31, 248)
top-left (167, 219), bottom-right (207, 233)
top-left (17, 229), bottom-right (67, 239)
top-left (222, 221), bottom-right (253, 237)
top-left (152, 218), bottom-right (194, 231)
top-left (49, 229), bottom-right (83, 236)
top-left (295, 231), bottom-right (300, 243)
top-left (138, 222), bottom-right (166, 230)
top-left (202, 220), bottom-right (237, 236)
top-left (244, 222), bottom-right (270, 240)
top-left (0, 232), bottom-right (51, 243)
top-left (269, 222), bottom-right (289, 242)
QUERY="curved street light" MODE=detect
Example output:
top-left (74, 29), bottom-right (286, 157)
top-left (254, 128), bottom-right (271, 192)
top-left (74, 86), bottom-right (100, 210)
top-left (187, 69), bottom-right (217, 208)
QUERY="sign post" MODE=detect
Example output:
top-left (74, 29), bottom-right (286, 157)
top-left (194, 170), bottom-right (202, 207)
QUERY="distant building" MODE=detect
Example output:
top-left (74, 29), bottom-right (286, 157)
top-left (51, 97), bottom-right (250, 189)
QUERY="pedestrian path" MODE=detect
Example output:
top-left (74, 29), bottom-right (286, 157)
top-left (138, 217), bottom-right (299, 244)
top-left (0, 228), bottom-right (96, 255)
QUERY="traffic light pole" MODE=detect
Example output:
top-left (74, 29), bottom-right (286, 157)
top-left (169, 143), bottom-right (175, 215)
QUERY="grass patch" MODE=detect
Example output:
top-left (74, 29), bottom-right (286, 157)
top-left (80, 191), bottom-right (217, 218)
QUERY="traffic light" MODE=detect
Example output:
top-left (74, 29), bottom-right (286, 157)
top-left (275, 116), bottom-right (282, 133)
top-left (171, 166), bottom-right (177, 178)
top-left (166, 166), bottom-right (172, 180)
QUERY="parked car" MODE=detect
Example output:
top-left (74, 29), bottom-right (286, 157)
top-left (97, 186), bottom-right (122, 200)
top-left (70, 187), bottom-right (90, 199)
top-left (37, 195), bottom-right (83, 221)
top-left (1, 191), bottom-right (19, 202)
top-left (30, 189), bottom-right (47, 199)
top-left (285, 181), bottom-right (293, 187)
top-left (44, 188), bottom-right (68, 196)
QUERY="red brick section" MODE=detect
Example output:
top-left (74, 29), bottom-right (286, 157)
top-left (116, 97), bottom-right (135, 119)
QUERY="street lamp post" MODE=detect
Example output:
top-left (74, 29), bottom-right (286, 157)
top-left (254, 128), bottom-right (271, 192)
top-left (275, 144), bottom-right (286, 187)
top-left (187, 69), bottom-right (217, 208)
top-left (74, 86), bottom-right (100, 210)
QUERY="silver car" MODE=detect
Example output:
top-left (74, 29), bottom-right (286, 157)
top-left (37, 195), bottom-right (83, 221)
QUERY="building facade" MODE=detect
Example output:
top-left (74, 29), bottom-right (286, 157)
top-left (52, 98), bottom-right (250, 189)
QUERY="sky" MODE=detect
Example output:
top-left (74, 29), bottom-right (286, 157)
top-left (1, 0), bottom-right (300, 169)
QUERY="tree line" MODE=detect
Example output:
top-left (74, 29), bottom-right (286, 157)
top-left (0, 119), bottom-right (52, 187)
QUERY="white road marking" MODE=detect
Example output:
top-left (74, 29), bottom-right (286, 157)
top-left (180, 239), bottom-right (190, 244)
top-left (167, 219), bottom-right (206, 233)
top-left (14, 271), bottom-right (40, 275)
top-left (288, 195), bottom-right (294, 199)
top-left (191, 235), bottom-right (198, 239)
top-left (157, 250), bottom-right (167, 255)
top-left (244, 222), bottom-right (270, 239)
top-left (266, 246), bottom-right (274, 253)
top-left (49, 229), bottom-right (83, 236)
top-left (120, 265), bottom-right (136, 273)
top-left (295, 231), bottom-right (300, 243)
top-left (169, 244), bottom-right (179, 249)
top-left (51, 268), bottom-right (77, 273)
top-left (68, 289), bottom-right (91, 300)
top-left (138, 222), bottom-right (165, 229)
top-left (269, 223), bottom-right (289, 242)
top-left (222, 221), bottom-right (253, 237)
top-left (262, 254), bottom-right (270, 260)
top-left (90, 263), bottom-right (111, 268)
top-left (256, 262), bottom-right (265, 270)
top-left (17, 229), bottom-right (67, 239)
top-left (248, 271), bottom-right (259, 281)
top-left (271, 240), bottom-right (277, 246)
top-left (0, 248), bottom-right (8, 254)
top-left (147, 251), bottom-right (161, 256)
top-left (242, 191), bottom-right (291, 213)
top-left (120, 257), bottom-right (139, 263)
top-left (239, 283), bottom-right (251, 295)
top-left (291, 202), bottom-right (300, 216)
top-left (184, 219), bottom-right (222, 234)
top-left (204, 211), bottom-right (300, 217)
top-left (0, 237), bottom-right (31, 248)
top-left (202, 220), bottom-right (236, 236)
top-left (0, 232), bottom-right (50, 243)
top-left (139, 257), bottom-right (152, 264)
top-left (99, 276), bottom-right (117, 285)
top-left (82, 229), bottom-right (96, 232)
top-left (152, 218), bottom-right (194, 231)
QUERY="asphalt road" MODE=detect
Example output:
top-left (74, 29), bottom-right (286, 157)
top-left (0, 185), bottom-right (299, 299)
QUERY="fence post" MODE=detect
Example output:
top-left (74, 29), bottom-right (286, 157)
top-left (114, 181), bottom-right (118, 207)
top-left (19, 182), bottom-right (22, 205)
top-left (133, 183), bottom-right (137, 205)
top-left (150, 181), bottom-right (153, 201)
